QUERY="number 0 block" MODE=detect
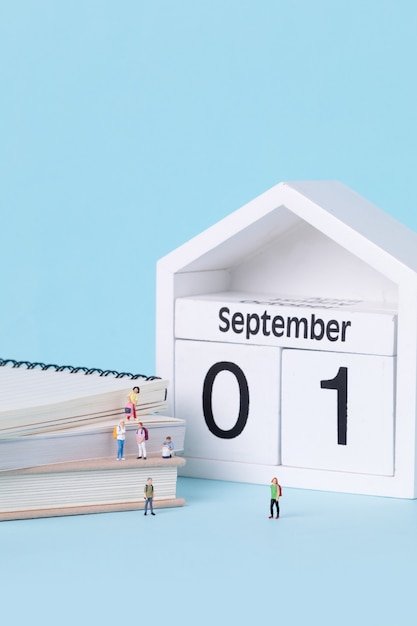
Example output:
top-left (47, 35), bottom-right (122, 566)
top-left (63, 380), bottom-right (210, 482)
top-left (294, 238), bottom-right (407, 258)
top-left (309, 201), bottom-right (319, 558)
top-left (281, 349), bottom-right (395, 475)
top-left (175, 340), bottom-right (281, 465)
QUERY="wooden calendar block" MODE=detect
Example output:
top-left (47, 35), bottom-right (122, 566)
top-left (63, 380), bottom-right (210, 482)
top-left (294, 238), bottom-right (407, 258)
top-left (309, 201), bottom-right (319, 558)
top-left (157, 180), bottom-right (417, 497)
top-left (175, 340), bottom-right (281, 465)
top-left (281, 349), bottom-right (395, 475)
top-left (175, 293), bottom-right (396, 356)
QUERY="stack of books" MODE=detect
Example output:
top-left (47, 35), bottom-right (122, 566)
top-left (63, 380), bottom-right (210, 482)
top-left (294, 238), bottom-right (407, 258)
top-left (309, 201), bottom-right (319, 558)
top-left (0, 359), bottom-right (186, 520)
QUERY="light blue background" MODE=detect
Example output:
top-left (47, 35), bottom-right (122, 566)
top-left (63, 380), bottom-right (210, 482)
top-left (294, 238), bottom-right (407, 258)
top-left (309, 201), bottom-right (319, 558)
top-left (1, 2), bottom-right (417, 624)
top-left (1, 0), bottom-right (416, 373)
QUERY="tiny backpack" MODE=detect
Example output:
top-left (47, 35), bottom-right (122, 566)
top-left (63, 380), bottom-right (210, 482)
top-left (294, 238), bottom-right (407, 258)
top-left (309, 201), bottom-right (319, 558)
top-left (143, 426), bottom-right (149, 441)
top-left (113, 426), bottom-right (118, 439)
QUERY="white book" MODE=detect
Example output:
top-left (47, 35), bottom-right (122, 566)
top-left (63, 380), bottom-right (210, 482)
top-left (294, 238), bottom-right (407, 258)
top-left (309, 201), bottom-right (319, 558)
top-left (0, 415), bottom-right (186, 471)
top-left (0, 361), bottom-right (169, 437)
top-left (0, 455), bottom-right (186, 520)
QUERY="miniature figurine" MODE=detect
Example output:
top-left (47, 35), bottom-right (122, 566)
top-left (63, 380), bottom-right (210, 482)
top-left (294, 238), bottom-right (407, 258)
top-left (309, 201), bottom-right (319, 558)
top-left (135, 421), bottom-right (147, 459)
top-left (269, 477), bottom-right (281, 519)
top-left (144, 477), bottom-right (155, 515)
top-left (116, 420), bottom-right (126, 460)
top-left (125, 386), bottom-right (140, 420)
top-left (161, 436), bottom-right (174, 458)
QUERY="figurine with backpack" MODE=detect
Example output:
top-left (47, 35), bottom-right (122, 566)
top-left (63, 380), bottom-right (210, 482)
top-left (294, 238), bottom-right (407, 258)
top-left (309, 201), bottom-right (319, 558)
top-left (135, 421), bottom-right (148, 460)
top-left (115, 420), bottom-right (126, 460)
top-left (268, 477), bottom-right (282, 519)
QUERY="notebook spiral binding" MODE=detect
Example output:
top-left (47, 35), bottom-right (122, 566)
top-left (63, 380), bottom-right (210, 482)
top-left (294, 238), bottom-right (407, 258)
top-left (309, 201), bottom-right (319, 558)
top-left (0, 358), bottom-right (160, 381)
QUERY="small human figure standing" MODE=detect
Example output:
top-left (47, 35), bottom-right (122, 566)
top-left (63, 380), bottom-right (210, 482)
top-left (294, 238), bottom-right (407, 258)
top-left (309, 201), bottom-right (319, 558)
top-left (136, 422), bottom-right (147, 460)
top-left (269, 477), bottom-right (281, 519)
top-left (161, 436), bottom-right (174, 458)
top-left (125, 386), bottom-right (140, 421)
top-left (116, 420), bottom-right (126, 460)
top-left (144, 477), bottom-right (155, 515)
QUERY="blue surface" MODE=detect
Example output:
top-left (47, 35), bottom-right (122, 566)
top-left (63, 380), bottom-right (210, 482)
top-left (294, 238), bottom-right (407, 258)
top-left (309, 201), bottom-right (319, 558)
top-left (2, 478), bottom-right (417, 625)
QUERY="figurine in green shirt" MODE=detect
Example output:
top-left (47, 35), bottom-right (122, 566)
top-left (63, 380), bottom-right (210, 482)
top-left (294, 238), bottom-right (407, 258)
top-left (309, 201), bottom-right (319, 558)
top-left (269, 477), bottom-right (281, 519)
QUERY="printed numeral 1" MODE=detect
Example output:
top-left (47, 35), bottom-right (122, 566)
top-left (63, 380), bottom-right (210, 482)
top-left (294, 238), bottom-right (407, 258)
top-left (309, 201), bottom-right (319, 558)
top-left (320, 367), bottom-right (348, 445)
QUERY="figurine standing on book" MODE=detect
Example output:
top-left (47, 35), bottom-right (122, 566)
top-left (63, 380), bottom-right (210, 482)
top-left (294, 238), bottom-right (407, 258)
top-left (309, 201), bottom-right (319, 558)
top-left (125, 386), bottom-right (140, 420)
top-left (135, 422), bottom-right (147, 460)
top-left (116, 420), bottom-right (126, 460)
top-left (268, 477), bottom-right (281, 518)
top-left (144, 477), bottom-right (155, 515)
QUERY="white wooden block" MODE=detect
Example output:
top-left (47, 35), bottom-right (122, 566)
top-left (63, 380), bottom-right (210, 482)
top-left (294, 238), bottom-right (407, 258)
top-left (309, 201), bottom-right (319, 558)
top-left (175, 293), bottom-right (396, 355)
top-left (281, 349), bottom-right (395, 475)
top-left (157, 181), bottom-right (417, 497)
top-left (175, 340), bottom-right (281, 465)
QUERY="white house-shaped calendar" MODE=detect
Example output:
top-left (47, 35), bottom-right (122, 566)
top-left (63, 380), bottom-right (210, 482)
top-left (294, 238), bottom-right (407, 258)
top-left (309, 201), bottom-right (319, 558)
top-left (156, 181), bottom-right (417, 498)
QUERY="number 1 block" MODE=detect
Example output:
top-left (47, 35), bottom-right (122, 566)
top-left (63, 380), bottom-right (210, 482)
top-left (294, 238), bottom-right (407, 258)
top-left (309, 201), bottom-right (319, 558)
top-left (281, 349), bottom-right (395, 475)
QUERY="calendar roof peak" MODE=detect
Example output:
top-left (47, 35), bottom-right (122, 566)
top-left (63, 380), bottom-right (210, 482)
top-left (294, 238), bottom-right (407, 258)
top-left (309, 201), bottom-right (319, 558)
top-left (158, 180), bottom-right (417, 279)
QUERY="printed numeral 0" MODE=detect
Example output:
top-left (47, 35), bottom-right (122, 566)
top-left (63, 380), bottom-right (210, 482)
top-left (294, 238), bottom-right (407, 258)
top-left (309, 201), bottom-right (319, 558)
top-left (202, 361), bottom-right (249, 439)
